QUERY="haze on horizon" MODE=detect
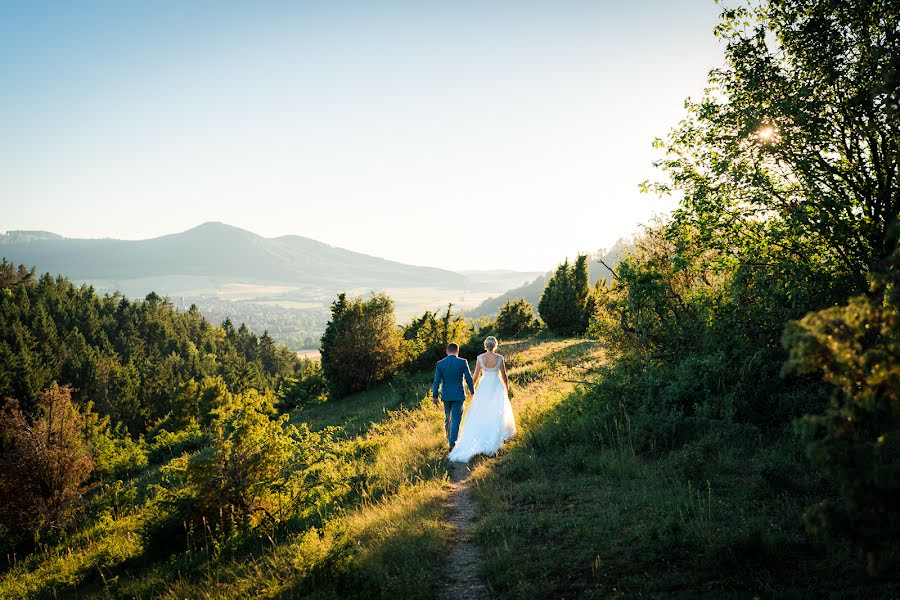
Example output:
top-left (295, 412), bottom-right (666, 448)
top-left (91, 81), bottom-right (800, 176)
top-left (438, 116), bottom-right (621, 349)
top-left (0, 0), bottom-right (723, 273)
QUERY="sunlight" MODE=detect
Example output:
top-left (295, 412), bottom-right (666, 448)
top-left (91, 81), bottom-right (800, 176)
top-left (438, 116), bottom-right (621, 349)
top-left (756, 124), bottom-right (777, 143)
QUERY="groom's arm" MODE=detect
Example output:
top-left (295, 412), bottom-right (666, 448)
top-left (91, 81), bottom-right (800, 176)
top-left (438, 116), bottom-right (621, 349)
top-left (463, 360), bottom-right (474, 395)
top-left (431, 363), bottom-right (442, 406)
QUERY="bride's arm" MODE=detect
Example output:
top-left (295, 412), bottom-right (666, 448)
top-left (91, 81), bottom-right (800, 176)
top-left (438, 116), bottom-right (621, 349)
top-left (499, 357), bottom-right (509, 392)
top-left (472, 362), bottom-right (482, 389)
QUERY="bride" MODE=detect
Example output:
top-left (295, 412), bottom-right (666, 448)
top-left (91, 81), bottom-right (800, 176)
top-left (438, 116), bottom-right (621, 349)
top-left (448, 336), bottom-right (517, 462)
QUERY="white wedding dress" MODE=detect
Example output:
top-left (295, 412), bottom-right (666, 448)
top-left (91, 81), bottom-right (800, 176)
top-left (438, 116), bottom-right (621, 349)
top-left (448, 353), bottom-right (516, 462)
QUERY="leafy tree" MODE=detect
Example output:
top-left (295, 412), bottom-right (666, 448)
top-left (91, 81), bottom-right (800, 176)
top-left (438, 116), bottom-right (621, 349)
top-left (320, 293), bottom-right (404, 398)
top-left (185, 390), bottom-right (296, 525)
top-left (645, 0), bottom-right (899, 291)
top-left (0, 384), bottom-right (94, 536)
top-left (495, 298), bottom-right (539, 338)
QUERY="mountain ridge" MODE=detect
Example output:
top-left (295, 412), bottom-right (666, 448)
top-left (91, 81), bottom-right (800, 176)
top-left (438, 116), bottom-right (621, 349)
top-left (0, 221), bottom-right (470, 290)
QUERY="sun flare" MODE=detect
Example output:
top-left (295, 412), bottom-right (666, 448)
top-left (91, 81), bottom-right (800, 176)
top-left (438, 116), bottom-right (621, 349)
top-left (757, 124), bottom-right (776, 142)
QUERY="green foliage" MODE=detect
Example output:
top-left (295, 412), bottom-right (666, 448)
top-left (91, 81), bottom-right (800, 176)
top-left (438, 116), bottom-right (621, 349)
top-left (401, 303), bottom-right (474, 371)
top-left (538, 255), bottom-right (598, 335)
top-left (583, 0), bottom-right (900, 577)
top-left (784, 277), bottom-right (900, 573)
top-left (185, 390), bottom-right (300, 525)
top-left (146, 417), bottom-right (206, 463)
top-left (320, 293), bottom-right (405, 398)
top-left (0, 384), bottom-right (94, 537)
top-left (0, 262), bottom-right (317, 433)
top-left (277, 358), bottom-right (328, 410)
top-left (82, 407), bottom-right (148, 480)
top-left (494, 297), bottom-right (539, 338)
top-left (644, 0), bottom-right (899, 288)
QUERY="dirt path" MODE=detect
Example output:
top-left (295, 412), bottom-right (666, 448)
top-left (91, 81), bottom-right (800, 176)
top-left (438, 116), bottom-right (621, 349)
top-left (438, 460), bottom-right (491, 600)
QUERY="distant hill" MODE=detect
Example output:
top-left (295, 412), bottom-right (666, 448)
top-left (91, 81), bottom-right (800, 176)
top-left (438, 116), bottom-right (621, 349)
top-left (467, 239), bottom-right (631, 317)
top-left (0, 222), bottom-right (469, 291)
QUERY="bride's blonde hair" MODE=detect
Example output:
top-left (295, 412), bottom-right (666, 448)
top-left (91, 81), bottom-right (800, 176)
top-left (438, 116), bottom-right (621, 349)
top-left (483, 336), bottom-right (498, 351)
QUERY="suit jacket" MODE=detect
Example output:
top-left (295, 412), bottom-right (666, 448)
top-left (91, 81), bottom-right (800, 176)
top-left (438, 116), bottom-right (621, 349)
top-left (432, 355), bottom-right (474, 402)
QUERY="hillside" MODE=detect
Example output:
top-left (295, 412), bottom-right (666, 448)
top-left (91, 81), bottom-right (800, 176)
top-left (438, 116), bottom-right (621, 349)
top-left (468, 239), bottom-right (630, 317)
top-left (2, 335), bottom-right (892, 598)
top-left (0, 222), bottom-right (468, 290)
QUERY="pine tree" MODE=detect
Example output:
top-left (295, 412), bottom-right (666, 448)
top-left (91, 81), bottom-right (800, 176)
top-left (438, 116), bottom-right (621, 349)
top-left (538, 255), bottom-right (596, 335)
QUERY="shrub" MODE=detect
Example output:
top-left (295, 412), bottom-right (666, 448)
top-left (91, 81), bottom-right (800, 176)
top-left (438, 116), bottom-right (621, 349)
top-left (402, 304), bottom-right (474, 371)
top-left (494, 298), bottom-right (539, 338)
top-left (784, 288), bottom-right (900, 574)
top-left (83, 407), bottom-right (148, 480)
top-left (0, 384), bottom-right (94, 535)
top-left (278, 359), bottom-right (328, 410)
top-left (144, 389), bottom-right (336, 553)
top-left (186, 389), bottom-right (299, 525)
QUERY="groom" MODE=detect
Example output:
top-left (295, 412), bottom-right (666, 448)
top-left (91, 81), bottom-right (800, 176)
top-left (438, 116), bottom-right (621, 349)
top-left (432, 342), bottom-right (475, 451)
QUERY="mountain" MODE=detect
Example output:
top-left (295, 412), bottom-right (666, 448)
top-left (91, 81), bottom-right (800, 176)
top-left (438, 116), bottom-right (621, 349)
top-left (0, 222), bottom-right (468, 290)
top-left (467, 239), bottom-right (631, 317)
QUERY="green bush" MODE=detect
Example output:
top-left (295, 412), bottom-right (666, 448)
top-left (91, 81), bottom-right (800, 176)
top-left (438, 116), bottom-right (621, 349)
top-left (785, 287), bottom-right (900, 574)
top-left (494, 298), bottom-right (539, 338)
top-left (401, 304), bottom-right (474, 372)
top-left (321, 293), bottom-right (404, 398)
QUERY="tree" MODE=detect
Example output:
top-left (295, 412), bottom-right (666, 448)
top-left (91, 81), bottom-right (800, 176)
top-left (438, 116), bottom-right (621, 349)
top-left (495, 298), bottom-right (539, 338)
top-left (320, 293), bottom-right (404, 398)
top-left (0, 384), bottom-right (94, 535)
top-left (186, 390), bottom-right (297, 525)
top-left (646, 0), bottom-right (899, 291)
top-left (538, 256), bottom-right (596, 335)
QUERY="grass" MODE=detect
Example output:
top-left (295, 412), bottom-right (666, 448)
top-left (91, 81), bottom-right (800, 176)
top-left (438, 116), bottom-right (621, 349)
top-left (0, 336), bottom-right (592, 599)
top-left (8, 335), bottom-right (889, 598)
top-left (469, 348), bottom-right (900, 599)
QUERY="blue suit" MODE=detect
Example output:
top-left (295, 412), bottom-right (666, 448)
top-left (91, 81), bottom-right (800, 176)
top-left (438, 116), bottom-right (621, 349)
top-left (432, 354), bottom-right (475, 447)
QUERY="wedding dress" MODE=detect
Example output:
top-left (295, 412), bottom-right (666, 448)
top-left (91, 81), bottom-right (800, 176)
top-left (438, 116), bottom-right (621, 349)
top-left (448, 353), bottom-right (516, 462)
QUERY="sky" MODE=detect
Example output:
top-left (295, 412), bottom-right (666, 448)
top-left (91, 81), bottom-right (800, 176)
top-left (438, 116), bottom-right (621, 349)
top-left (0, 0), bottom-right (724, 272)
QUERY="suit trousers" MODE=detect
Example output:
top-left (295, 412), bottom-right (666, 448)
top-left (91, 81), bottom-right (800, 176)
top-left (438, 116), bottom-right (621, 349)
top-left (443, 400), bottom-right (464, 447)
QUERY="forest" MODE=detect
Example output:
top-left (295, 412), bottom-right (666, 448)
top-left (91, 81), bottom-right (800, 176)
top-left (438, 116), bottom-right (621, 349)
top-left (0, 0), bottom-right (898, 597)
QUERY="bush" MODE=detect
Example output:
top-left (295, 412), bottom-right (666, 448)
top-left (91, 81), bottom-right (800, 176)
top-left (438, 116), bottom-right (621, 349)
top-left (494, 298), bottom-right (539, 338)
top-left (277, 359), bottom-right (328, 410)
top-left (144, 389), bottom-right (336, 552)
top-left (147, 417), bottom-right (206, 463)
top-left (186, 389), bottom-right (300, 525)
top-left (784, 287), bottom-right (900, 574)
top-left (0, 384), bottom-right (94, 536)
top-left (321, 293), bottom-right (404, 398)
top-left (83, 408), bottom-right (148, 480)
top-left (402, 304), bottom-right (474, 371)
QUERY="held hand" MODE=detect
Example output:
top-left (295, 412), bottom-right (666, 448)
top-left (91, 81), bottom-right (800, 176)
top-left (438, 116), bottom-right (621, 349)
top-left (432, 397), bottom-right (440, 408)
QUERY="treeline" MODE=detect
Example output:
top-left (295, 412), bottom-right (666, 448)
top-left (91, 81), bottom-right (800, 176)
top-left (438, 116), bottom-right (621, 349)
top-left (0, 262), bottom-right (321, 433)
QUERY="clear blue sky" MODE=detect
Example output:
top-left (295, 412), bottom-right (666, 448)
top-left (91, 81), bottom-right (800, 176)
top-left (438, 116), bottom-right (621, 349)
top-left (0, 0), bottom-right (724, 272)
